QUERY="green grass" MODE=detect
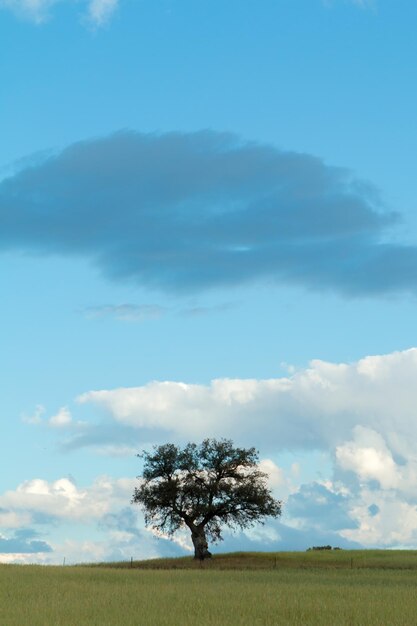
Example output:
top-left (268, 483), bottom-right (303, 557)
top-left (2, 552), bottom-right (417, 625)
top-left (90, 548), bottom-right (417, 571)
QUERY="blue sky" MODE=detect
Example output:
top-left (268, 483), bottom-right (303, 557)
top-left (2, 0), bottom-right (417, 563)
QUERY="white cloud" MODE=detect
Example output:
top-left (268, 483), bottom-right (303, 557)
top-left (49, 406), bottom-right (72, 428)
top-left (22, 404), bottom-right (88, 431)
top-left (258, 458), bottom-right (294, 500)
top-left (0, 0), bottom-right (58, 23)
top-left (0, 0), bottom-right (119, 25)
top-left (341, 487), bottom-right (417, 547)
top-left (0, 475), bottom-right (187, 564)
top-left (0, 476), bottom-right (135, 523)
top-left (0, 552), bottom-right (48, 564)
top-left (336, 426), bottom-right (417, 499)
top-left (0, 510), bottom-right (32, 529)
top-left (77, 348), bottom-right (417, 456)
top-left (21, 404), bottom-right (45, 425)
top-left (86, 0), bottom-right (118, 25)
top-left (11, 348), bottom-right (417, 556)
top-left (72, 348), bottom-right (417, 550)
top-left (0, 539), bottom-right (107, 565)
top-left (145, 526), bottom-right (193, 553)
top-left (336, 427), bottom-right (400, 490)
top-left (0, 526), bottom-right (188, 565)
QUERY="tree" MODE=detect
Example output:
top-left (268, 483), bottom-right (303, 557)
top-left (132, 438), bottom-right (282, 560)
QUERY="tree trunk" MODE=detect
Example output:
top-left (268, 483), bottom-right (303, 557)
top-left (191, 526), bottom-right (212, 560)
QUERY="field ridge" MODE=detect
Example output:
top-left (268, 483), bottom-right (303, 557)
top-left (84, 549), bottom-right (417, 571)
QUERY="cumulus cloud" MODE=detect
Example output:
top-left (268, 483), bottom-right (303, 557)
top-left (11, 348), bottom-right (417, 555)
top-left (2, 130), bottom-right (416, 298)
top-left (259, 459), bottom-right (288, 491)
top-left (49, 406), bottom-right (72, 427)
top-left (0, 476), bottom-right (168, 564)
top-left (336, 427), bottom-right (401, 490)
top-left (22, 405), bottom-right (87, 430)
top-left (75, 348), bottom-right (417, 456)
top-left (283, 448), bottom-right (417, 549)
top-left (0, 508), bottom-right (32, 529)
top-left (338, 483), bottom-right (417, 548)
top-left (0, 468), bottom-right (362, 564)
top-left (0, 478), bottom-right (209, 563)
top-left (0, 475), bottom-right (157, 563)
top-left (0, 0), bottom-right (119, 25)
top-left (67, 347), bottom-right (417, 550)
top-left (335, 426), bottom-right (417, 504)
top-left (0, 476), bottom-right (135, 523)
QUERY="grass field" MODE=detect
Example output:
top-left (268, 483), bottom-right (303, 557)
top-left (1, 551), bottom-right (417, 625)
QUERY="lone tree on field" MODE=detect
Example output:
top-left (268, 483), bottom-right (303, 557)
top-left (132, 438), bottom-right (282, 560)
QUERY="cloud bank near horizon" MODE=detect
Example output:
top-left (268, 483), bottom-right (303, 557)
top-left (76, 348), bottom-right (417, 550)
top-left (0, 459), bottom-right (362, 565)
top-left (5, 348), bottom-right (417, 563)
top-left (8, 347), bottom-right (414, 561)
top-left (2, 130), bottom-right (417, 298)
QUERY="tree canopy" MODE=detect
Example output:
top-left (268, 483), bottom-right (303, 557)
top-left (132, 438), bottom-right (282, 559)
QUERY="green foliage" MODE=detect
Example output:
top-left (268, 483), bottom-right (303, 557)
top-left (132, 439), bottom-right (281, 551)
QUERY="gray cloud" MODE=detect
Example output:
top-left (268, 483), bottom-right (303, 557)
top-left (60, 422), bottom-right (161, 453)
top-left (83, 303), bottom-right (166, 322)
top-left (180, 302), bottom-right (236, 317)
top-left (219, 520), bottom-right (361, 553)
top-left (99, 507), bottom-right (192, 560)
top-left (0, 528), bottom-right (52, 554)
top-left (1, 130), bottom-right (413, 297)
top-left (286, 482), bottom-right (357, 532)
top-left (100, 505), bottom-right (361, 557)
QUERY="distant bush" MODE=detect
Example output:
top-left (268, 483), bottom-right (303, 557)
top-left (307, 545), bottom-right (342, 551)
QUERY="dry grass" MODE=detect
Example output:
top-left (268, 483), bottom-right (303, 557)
top-left (2, 552), bottom-right (417, 625)
top-left (89, 548), bottom-right (417, 571)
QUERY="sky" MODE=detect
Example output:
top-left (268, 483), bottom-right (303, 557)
top-left (2, 0), bottom-right (417, 563)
